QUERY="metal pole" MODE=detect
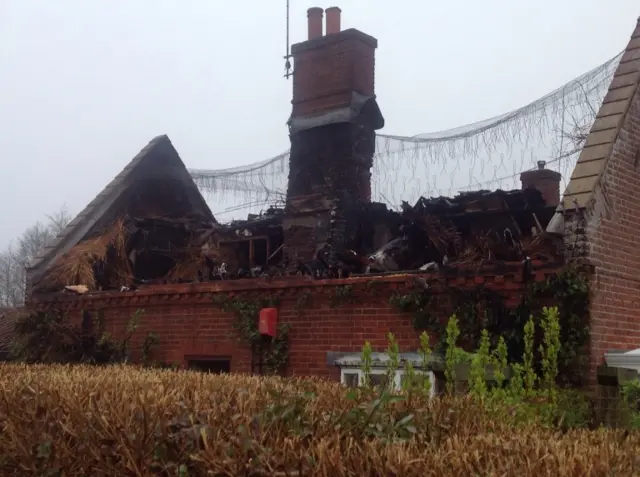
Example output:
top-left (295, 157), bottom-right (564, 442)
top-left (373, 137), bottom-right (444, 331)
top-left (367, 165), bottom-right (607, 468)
top-left (286, 0), bottom-right (290, 58)
top-left (284, 0), bottom-right (292, 78)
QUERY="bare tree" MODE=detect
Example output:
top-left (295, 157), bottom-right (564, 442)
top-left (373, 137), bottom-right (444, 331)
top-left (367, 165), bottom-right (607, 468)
top-left (0, 251), bottom-right (22, 307)
top-left (0, 206), bottom-right (72, 307)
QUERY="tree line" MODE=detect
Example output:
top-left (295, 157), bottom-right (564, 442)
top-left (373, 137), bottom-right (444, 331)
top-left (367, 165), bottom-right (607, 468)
top-left (0, 207), bottom-right (72, 307)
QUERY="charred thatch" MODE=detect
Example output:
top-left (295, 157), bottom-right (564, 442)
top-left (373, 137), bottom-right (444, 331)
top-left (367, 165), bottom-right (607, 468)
top-left (33, 210), bottom-right (283, 293)
top-left (165, 235), bottom-right (236, 283)
top-left (38, 218), bottom-right (130, 292)
top-left (34, 215), bottom-right (221, 292)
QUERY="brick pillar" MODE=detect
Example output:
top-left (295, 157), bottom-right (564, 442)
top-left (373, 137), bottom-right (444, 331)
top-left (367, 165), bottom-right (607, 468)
top-left (520, 160), bottom-right (561, 207)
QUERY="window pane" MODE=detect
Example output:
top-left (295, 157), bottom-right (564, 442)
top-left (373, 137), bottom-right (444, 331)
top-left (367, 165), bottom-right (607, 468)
top-left (343, 373), bottom-right (359, 388)
top-left (369, 373), bottom-right (389, 388)
top-left (401, 373), bottom-right (423, 387)
top-left (400, 372), bottom-right (436, 392)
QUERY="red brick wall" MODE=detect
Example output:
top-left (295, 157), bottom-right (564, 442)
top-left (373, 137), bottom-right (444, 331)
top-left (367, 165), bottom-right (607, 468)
top-left (578, 89), bottom-right (640, 382)
top-left (561, 20), bottom-right (640, 387)
top-left (33, 267), bottom-right (557, 380)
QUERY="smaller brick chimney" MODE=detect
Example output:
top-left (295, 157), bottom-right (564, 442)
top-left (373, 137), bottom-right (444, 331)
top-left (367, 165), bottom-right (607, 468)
top-left (325, 6), bottom-right (341, 34)
top-left (520, 160), bottom-right (561, 207)
top-left (307, 7), bottom-right (323, 40)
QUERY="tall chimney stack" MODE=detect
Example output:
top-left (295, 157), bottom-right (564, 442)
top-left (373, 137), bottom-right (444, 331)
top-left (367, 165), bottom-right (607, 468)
top-left (325, 7), bottom-right (342, 34)
top-left (307, 7), bottom-right (323, 40)
top-left (283, 6), bottom-right (384, 266)
top-left (520, 160), bottom-right (562, 207)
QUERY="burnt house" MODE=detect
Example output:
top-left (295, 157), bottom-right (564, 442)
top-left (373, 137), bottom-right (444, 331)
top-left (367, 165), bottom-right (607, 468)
top-left (23, 8), bottom-right (640, 390)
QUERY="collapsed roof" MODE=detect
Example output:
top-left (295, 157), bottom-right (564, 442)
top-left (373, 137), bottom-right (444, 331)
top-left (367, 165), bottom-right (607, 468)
top-left (30, 175), bottom-right (563, 295)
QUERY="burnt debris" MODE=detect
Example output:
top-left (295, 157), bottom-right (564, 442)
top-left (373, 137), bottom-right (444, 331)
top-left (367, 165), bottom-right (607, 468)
top-left (34, 188), bottom-right (563, 294)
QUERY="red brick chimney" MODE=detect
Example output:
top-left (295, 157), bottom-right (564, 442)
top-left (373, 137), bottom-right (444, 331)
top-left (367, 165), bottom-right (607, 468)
top-left (283, 6), bottom-right (384, 265)
top-left (520, 160), bottom-right (562, 207)
top-left (289, 8), bottom-right (382, 120)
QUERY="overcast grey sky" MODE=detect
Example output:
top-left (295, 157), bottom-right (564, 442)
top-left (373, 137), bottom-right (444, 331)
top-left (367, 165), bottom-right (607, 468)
top-left (1, 0), bottom-right (638, 249)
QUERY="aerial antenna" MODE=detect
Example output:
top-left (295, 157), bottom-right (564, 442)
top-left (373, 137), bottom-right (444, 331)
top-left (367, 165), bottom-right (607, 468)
top-left (284, 0), bottom-right (293, 79)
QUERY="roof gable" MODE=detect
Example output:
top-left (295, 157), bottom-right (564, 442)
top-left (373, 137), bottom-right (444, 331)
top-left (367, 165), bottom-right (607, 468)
top-left (562, 18), bottom-right (640, 209)
top-left (28, 135), bottom-right (214, 284)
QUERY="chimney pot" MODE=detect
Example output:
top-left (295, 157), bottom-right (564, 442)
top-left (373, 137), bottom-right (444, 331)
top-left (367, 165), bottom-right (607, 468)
top-left (325, 6), bottom-right (342, 35)
top-left (537, 160), bottom-right (546, 170)
top-left (307, 7), bottom-right (324, 40)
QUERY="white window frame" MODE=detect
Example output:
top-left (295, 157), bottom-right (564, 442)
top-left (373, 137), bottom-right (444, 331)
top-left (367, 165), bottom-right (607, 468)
top-left (339, 367), bottom-right (436, 398)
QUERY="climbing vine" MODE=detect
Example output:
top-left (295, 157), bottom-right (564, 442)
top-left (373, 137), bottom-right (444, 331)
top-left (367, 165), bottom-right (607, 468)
top-left (294, 290), bottom-right (312, 314)
top-left (528, 267), bottom-right (590, 386)
top-left (388, 265), bottom-right (590, 384)
top-left (141, 332), bottom-right (160, 366)
top-left (388, 290), bottom-right (437, 332)
top-left (331, 285), bottom-right (356, 307)
top-left (212, 293), bottom-right (291, 375)
top-left (364, 279), bottom-right (385, 295)
top-left (11, 308), bottom-right (150, 365)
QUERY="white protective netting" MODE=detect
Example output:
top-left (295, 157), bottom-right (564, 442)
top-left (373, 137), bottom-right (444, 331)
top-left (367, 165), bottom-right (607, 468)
top-left (190, 52), bottom-right (622, 220)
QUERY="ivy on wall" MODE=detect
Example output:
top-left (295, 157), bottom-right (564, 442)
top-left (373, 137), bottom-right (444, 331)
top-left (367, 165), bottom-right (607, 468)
top-left (388, 266), bottom-right (590, 386)
top-left (331, 285), bottom-right (356, 307)
top-left (10, 308), bottom-right (159, 365)
top-left (212, 294), bottom-right (291, 375)
top-left (528, 268), bottom-right (590, 386)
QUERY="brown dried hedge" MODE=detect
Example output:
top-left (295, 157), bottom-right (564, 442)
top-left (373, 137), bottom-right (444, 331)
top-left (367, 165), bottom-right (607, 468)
top-left (0, 363), bottom-right (638, 476)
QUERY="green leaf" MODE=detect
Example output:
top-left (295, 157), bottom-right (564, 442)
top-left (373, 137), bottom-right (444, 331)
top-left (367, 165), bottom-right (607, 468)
top-left (396, 414), bottom-right (415, 426)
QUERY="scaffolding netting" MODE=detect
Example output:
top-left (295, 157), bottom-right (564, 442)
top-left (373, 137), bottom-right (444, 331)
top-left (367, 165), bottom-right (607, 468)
top-left (190, 52), bottom-right (622, 219)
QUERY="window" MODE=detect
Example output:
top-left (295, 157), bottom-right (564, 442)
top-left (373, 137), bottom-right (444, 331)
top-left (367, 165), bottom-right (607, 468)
top-left (335, 352), bottom-right (439, 397)
top-left (369, 373), bottom-right (390, 389)
top-left (342, 372), bottom-right (359, 388)
top-left (400, 372), bottom-right (424, 388)
top-left (341, 370), bottom-right (391, 389)
top-left (188, 358), bottom-right (231, 374)
top-left (339, 367), bottom-right (436, 397)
